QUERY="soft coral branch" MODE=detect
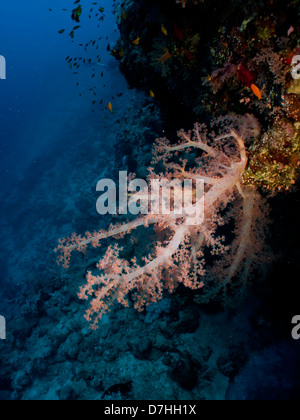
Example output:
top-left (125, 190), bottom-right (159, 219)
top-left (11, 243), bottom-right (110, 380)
top-left (56, 120), bottom-right (268, 328)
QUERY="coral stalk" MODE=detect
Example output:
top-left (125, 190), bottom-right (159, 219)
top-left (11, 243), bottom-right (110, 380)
top-left (56, 122), bottom-right (268, 329)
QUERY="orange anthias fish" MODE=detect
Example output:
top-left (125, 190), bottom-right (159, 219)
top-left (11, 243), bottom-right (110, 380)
top-left (150, 90), bottom-right (155, 98)
top-left (133, 37), bottom-right (141, 46)
top-left (251, 84), bottom-right (262, 100)
top-left (161, 24), bottom-right (168, 36)
top-left (108, 102), bottom-right (113, 113)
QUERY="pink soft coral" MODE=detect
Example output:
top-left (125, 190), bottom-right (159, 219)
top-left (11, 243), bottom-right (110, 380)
top-left (56, 120), bottom-right (268, 329)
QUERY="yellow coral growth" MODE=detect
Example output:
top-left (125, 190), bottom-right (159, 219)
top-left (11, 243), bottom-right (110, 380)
top-left (243, 120), bottom-right (300, 191)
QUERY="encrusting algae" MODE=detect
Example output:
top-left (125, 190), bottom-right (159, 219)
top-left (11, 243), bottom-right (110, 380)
top-left (243, 120), bottom-right (300, 192)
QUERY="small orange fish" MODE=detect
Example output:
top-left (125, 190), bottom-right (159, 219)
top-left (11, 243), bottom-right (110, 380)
top-left (121, 12), bottom-right (127, 21)
top-left (161, 24), bottom-right (168, 36)
top-left (133, 37), bottom-right (141, 46)
top-left (119, 49), bottom-right (124, 58)
top-left (108, 102), bottom-right (113, 113)
top-left (251, 84), bottom-right (262, 100)
top-left (150, 90), bottom-right (155, 98)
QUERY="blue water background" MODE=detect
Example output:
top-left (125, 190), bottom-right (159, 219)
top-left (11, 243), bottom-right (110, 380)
top-left (0, 0), bottom-right (119, 186)
top-left (0, 0), bottom-right (138, 314)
